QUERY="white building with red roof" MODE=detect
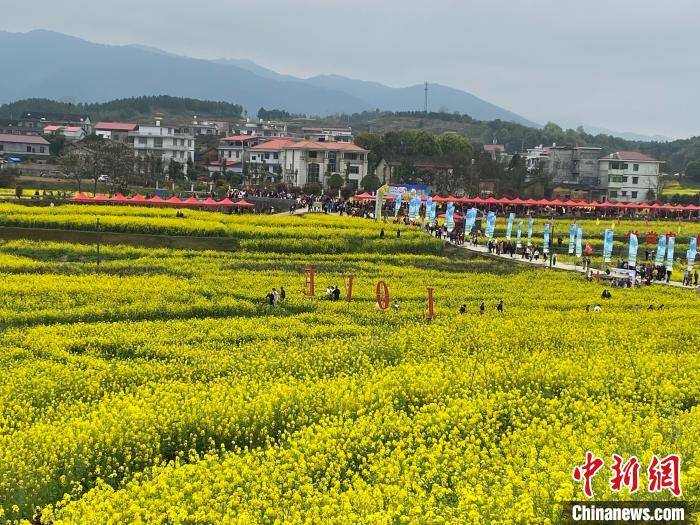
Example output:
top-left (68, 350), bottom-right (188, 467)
top-left (42, 125), bottom-right (86, 141)
top-left (0, 134), bottom-right (51, 159)
top-left (245, 138), bottom-right (368, 188)
top-left (94, 122), bottom-right (139, 142)
top-left (598, 151), bottom-right (664, 202)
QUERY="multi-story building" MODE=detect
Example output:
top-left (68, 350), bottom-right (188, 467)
top-left (237, 119), bottom-right (288, 137)
top-left (95, 122), bottom-right (139, 142)
top-left (42, 125), bottom-right (86, 142)
top-left (217, 135), bottom-right (265, 165)
top-left (181, 120), bottom-right (230, 137)
top-left (0, 134), bottom-right (51, 159)
top-left (128, 121), bottom-right (195, 173)
top-left (246, 139), bottom-right (368, 188)
top-left (598, 151), bottom-right (663, 203)
top-left (302, 126), bottom-right (353, 143)
top-left (0, 113), bottom-right (92, 137)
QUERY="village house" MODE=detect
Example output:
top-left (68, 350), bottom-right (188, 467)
top-left (127, 119), bottom-right (195, 174)
top-left (598, 151), bottom-right (663, 203)
top-left (302, 126), bottom-right (353, 143)
top-left (95, 122), bottom-right (139, 142)
top-left (42, 125), bottom-right (86, 142)
top-left (0, 133), bottom-right (51, 159)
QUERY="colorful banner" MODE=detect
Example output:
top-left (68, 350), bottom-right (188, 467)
top-left (568, 224), bottom-right (576, 255)
top-left (516, 220), bottom-right (523, 248)
top-left (428, 201), bottom-right (437, 227)
top-left (603, 228), bottom-right (614, 263)
top-left (687, 236), bottom-right (698, 270)
top-left (505, 212), bottom-right (515, 240)
top-left (655, 234), bottom-right (667, 267)
top-left (543, 223), bottom-right (551, 254)
top-left (408, 190), bottom-right (419, 221)
top-left (375, 184), bottom-right (390, 221)
top-left (628, 233), bottom-right (638, 267)
top-left (666, 235), bottom-right (676, 271)
top-left (465, 208), bottom-right (477, 231)
top-left (393, 192), bottom-right (402, 218)
top-left (526, 218), bottom-right (534, 247)
top-left (576, 226), bottom-right (583, 258)
top-left (445, 202), bottom-right (455, 233)
top-left (485, 211), bottom-right (496, 238)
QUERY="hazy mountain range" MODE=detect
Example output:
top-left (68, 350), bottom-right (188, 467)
top-left (0, 30), bottom-right (670, 142)
top-left (0, 29), bottom-right (536, 125)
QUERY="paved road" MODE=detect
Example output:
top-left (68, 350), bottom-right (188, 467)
top-left (455, 241), bottom-right (694, 290)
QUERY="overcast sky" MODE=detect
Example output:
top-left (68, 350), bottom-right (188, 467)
top-left (2, 0), bottom-right (698, 138)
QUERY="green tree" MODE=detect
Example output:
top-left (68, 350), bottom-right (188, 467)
top-left (327, 173), bottom-right (344, 191)
top-left (360, 173), bottom-right (381, 193)
top-left (686, 160), bottom-right (700, 182)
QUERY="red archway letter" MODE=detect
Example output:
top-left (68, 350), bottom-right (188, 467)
top-left (304, 268), bottom-right (315, 296)
top-left (375, 280), bottom-right (389, 310)
top-left (343, 274), bottom-right (355, 302)
top-left (425, 287), bottom-right (434, 320)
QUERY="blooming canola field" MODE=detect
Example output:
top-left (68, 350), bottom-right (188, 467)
top-left (0, 207), bottom-right (698, 524)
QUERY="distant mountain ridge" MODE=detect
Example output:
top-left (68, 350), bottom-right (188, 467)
top-left (0, 29), bottom-right (537, 126)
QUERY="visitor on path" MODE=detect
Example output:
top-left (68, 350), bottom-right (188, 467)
top-left (459, 304), bottom-right (466, 314)
top-left (280, 286), bottom-right (286, 301)
top-left (332, 286), bottom-right (341, 301)
top-left (326, 286), bottom-right (334, 300)
top-left (593, 304), bottom-right (602, 313)
top-left (380, 228), bottom-right (385, 239)
top-left (601, 289), bottom-right (612, 300)
top-left (695, 270), bottom-right (699, 286)
top-left (497, 300), bottom-right (504, 313)
top-left (397, 230), bottom-right (401, 238)
top-left (552, 254), bottom-right (557, 266)
top-left (392, 299), bottom-right (400, 312)
top-left (666, 269), bottom-right (673, 283)
top-left (479, 301), bottom-right (485, 315)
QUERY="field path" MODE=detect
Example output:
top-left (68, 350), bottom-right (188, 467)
top-left (456, 241), bottom-right (693, 290)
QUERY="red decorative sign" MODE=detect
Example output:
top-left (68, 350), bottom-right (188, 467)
top-left (303, 268), bottom-right (315, 297)
top-left (425, 287), bottom-right (435, 320)
top-left (343, 274), bottom-right (355, 302)
top-left (375, 280), bottom-right (390, 310)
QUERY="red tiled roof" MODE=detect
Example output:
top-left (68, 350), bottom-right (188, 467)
top-left (601, 151), bottom-right (658, 162)
top-left (43, 125), bottom-right (63, 132)
top-left (63, 126), bottom-right (84, 132)
top-left (220, 135), bottom-right (259, 142)
top-left (94, 122), bottom-right (138, 131)
top-left (251, 138), bottom-right (300, 150)
top-left (0, 133), bottom-right (50, 145)
top-left (283, 140), bottom-right (367, 152)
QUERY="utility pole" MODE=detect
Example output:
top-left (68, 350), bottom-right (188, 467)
top-left (424, 82), bottom-right (429, 114)
top-left (96, 218), bottom-right (101, 266)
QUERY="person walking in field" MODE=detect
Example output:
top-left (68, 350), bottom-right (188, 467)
top-left (280, 286), bottom-right (286, 301)
top-left (497, 300), bottom-right (504, 313)
top-left (479, 301), bottom-right (485, 315)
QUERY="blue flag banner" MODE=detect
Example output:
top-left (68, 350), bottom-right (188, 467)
top-left (505, 212), bottom-right (515, 240)
top-left (666, 235), bottom-right (676, 271)
top-left (516, 220), bottom-right (523, 248)
top-left (568, 224), bottom-right (576, 255)
top-left (428, 201), bottom-right (437, 227)
top-left (543, 223), bottom-right (551, 254)
top-left (465, 208), bottom-right (477, 231)
top-left (655, 234), bottom-right (667, 266)
top-left (687, 236), bottom-right (698, 270)
top-left (576, 226), bottom-right (583, 258)
top-left (445, 202), bottom-right (456, 232)
top-left (408, 191), bottom-right (419, 221)
top-left (394, 193), bottom-right (402, 218)
top-left (628, 233), bottom-right (639, 267)
top-left (526, 218), bottom-right (534, 247)
top-left (603, 228), bottom-right (614, 263)
top-left (485, 211), bottom-right (496, 238)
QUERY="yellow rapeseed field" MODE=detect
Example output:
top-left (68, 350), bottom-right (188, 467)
top-left (0, 205), bottom-right (697, 524)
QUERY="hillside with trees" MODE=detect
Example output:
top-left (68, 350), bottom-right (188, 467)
top-left (0, 96), bottom-right (243, 123)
